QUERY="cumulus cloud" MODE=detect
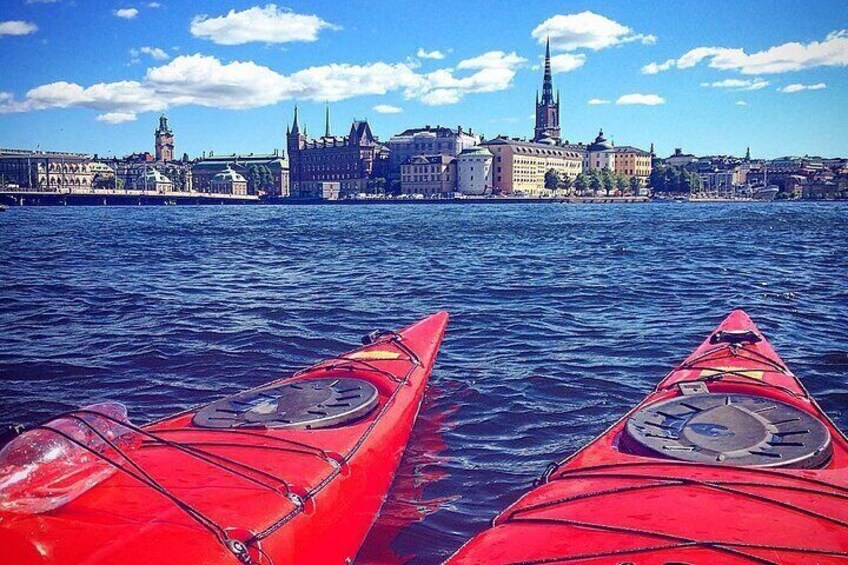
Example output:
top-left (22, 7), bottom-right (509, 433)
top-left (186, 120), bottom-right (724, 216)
top-left (0, 21), bottom-right (39, 36)
top-left (549, 53), bottom-right (586, 73)
top-left (190, 5), bottom-right (338, 45)
top-left (616, 93), bottom-right (665, 106)
top-left (700, 78), bottom-right (770, 91)
top-left (533, 11), bottom-right (655, 52)
top-left (0, 51), bottom-right (526, 117)
top-left (736, 100), bottom-right (748, 106)
top-left (778, 82), bottom-right (827, 93)
top-left (373, 104), bottom-right (403, 113)
top-left (642, 30), bottom-right (848, 75)
top-left (587, 98), bottom-right (611, 105)
top-left (416, 48), bottom-right (445, 60)
top-left (130, 46), bottom-right (170, 62)
top-left (96, 111), bottom-right (137, 124)
top-left (147, 2), bottom-right (162, 7)
top-left (114, 8), bottom-right (139, 19)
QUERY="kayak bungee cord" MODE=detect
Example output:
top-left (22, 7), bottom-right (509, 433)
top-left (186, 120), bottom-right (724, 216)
top-left (244, 333), bottom-right (423, 546)
top-left (14, 332), bottom-right (423, 564)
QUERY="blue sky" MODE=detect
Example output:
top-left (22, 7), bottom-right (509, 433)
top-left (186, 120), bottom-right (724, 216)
top-left (0, 1), bottom-right (846, 159)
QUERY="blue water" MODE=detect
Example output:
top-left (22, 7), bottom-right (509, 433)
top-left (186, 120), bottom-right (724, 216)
top-left (1, 202), bottom-right (847, 563)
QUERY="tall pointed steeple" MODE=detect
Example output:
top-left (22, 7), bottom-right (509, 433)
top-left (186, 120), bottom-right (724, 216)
top-left (745, 146), bottom-right (751, 161)
top-left (291, 105), bottom-right (300, 133)
top-left (324, 103), bottom-right (330, 138)
top-left (541, 36), bottom-right (554, 105)
top-left (534, 36), bottom-right (561, 143)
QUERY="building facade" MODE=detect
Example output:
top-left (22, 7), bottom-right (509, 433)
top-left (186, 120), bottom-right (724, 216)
top-left (585, 130), bottom-right (616, 172)
top-left (386, 125), bottom-right (480, 180)
top-left (613, 145), bottom-right (652, 183)
top-left (483, 137), bottom-right (583, 196)
top-left (155, 115), bottom-right (175, 162)
top-left (192, 152), bottom-right (288, 196)
top-left (287, 107), bottom-right (387, 199)
top-left (0, 149), bottom-right (94, 192)
top-left (400, 154), bottom-right (456, 196)
top-left (132, 168), bottom-right (173, 192)
top-left (210, 166), bottom-right (248, 195)
top-left (456, 146), bottom-right (494, 195)
top-left (534, 38), bottom-right (561, 143)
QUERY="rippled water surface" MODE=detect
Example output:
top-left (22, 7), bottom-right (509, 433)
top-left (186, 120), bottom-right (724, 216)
top-left (1, 202), bottom-right (847, 562)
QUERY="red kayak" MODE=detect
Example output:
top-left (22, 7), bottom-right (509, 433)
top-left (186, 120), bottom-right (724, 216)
top-left (449, 310), bottom-right (848, 564)
top-left (0, 312), bottom-right (448, 564)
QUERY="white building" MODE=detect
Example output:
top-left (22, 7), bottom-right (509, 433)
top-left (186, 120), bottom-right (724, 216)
top-left (386, 125), bottom-right (481, 179)
top-left (585, 130), bottom-right (616, 172)
top-left (210, 166), bottom-right (248, 195)
top-left (456, 146), bottom-right (493, 195)
top-left (133, 168), bottom-right (173, 192)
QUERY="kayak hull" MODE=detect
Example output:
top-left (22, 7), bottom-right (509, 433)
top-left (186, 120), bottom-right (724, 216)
top-left (449, 310), bottom-right (848, 564)
top-left (1, 312), bottom-right (448, 564)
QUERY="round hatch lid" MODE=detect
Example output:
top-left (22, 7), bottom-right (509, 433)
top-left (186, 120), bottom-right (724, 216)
top-left (193, 378), bottom-right (379, 430)
top-left (623, 393), bottom-right (832, 468)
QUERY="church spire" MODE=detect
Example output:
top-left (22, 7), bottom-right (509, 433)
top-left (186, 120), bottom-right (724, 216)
top-left (324, 103), bottom-right (330, 137)
top-left (745, 146), bottom-right (751, 160)
top-left (541, 36), bottom-right (554, 105)
top-left (291, 105), bottom-right (300, 133)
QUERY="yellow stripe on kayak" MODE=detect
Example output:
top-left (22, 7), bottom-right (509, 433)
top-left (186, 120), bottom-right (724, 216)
top-left (700, 366), bottom-right (764, 380)
top-left (348, 350), bottom-right (402, 360)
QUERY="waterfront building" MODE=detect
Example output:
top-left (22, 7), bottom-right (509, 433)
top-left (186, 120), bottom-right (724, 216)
top-left (665, 148), bottom-right (698, 168)
top-left (132, 167), bottom-right (173, 192)
top-left (613, 145), bottom-right (652, 184)
top-left (154, 114), bottom-right (175, 162)
top-left (534, 38), bottom-right (561, 143)
top-left (192, 152), bottom-right (289, 196)
top-left (482, 137), bottom-right (583, 196)
top-left (210, 166), bottom-right (248, 195)
top-left (456, 146), bottom-right (494, 195)
top-left (585, 130), bottom-right (616, 172)
top-left (400, 154), bottom-right (456, 196)
top-left (386, 125), bottom-right (480, 180)
top-left (287, 106), bottom-right (388, 199)
top-left (0, 148), bottom-right (94, 192)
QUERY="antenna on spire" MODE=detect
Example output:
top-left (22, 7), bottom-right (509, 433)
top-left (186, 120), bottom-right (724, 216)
top-left (324, 103), bottom-right (330, 138)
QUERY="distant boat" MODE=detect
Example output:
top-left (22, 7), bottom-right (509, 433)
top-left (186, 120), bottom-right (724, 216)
top-left (752, 186), bottom-right (779, 201)
top-left (0, 204), bottom-right (7, 212)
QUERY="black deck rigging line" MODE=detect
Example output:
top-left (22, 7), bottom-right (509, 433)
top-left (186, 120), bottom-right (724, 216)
top-left (14, 332), bottom-right (424, 557)
top-left (527, 468), bottom-right (848, 533)
top-left (665, 367), bottom-right (804, 398)
top-left (503, 516), bottom-right (848, 565)
top-left (152, 427), bottom-right (336, 463)
top-left (34, 422), bottom-right (230, 546)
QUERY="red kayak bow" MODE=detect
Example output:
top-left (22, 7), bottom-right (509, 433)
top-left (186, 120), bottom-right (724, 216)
top-left (449, 310), bottom-right (848, 564)
top-left (0, 312), bottom-right (448, 564)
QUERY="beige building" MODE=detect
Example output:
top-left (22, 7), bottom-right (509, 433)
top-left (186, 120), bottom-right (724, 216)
top-left (456, 146), bottom-right (494, 195)
top-left (133, 168), bottom-right (173, 192)
top-left (400, 154), bottom-right (456, 196)
top-left (0, 149), bottom-right (94, 192)
top-left (585, 130), bottom-right (616, 172)
top-left (613, 146), bottom-right (652, 183)
top-left (483, 137), bottom-right (583, 196)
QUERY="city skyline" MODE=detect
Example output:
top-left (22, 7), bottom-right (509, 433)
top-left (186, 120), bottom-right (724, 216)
top-left (1, 1), bottom-right (846, 159)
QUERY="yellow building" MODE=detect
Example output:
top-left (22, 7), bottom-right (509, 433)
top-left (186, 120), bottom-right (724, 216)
top-left (483, 137), bottom-right (583, 196)
top-left (613, 146), bottom-right (652, 184)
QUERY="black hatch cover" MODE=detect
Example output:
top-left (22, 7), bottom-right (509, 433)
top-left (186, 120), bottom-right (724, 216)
top-left (193, 378), bottom-right (379, 430)
top-left (624, 393), bottom-right (832, 468)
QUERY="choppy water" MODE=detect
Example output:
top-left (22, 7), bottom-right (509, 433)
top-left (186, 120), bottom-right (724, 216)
top-left (1, 202), bottom-right (847, 563)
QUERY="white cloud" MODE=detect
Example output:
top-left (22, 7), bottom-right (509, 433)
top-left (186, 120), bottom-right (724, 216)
top-left (114, 8), bottom-right (139, 19)
top-left (778, 82), bottom-right (827, 93)
top-left (616, 93), bottom-right (665, 106)
top-left (131, 46), bottom-right (170, 62)
top-left (96, 111), bottom-right (137, 123)
top-left (736, 100), bottom-right (748, 106)
top-left (190, 5), bottom-right (338, 45)
top-left (587, 98), bottom-right (611, 105)
top-left (147, 2), bottom-right (162, 7)
top-left (0, 50), bottom-right (526, 117)
top-left (700, 78), bottom-right (770, 90)
top-left (549, 53), bottom-right (586, 73)
top-left (416, 48), bottom-right (445, 60)
top-left (533, 11), bottom-right (655, 52)
top-left (373, 104), bottom-right (403, 114)
top-left (0, 21), bottom-right (39, 36)
top-left (642, 30), bottom-right (848, 75)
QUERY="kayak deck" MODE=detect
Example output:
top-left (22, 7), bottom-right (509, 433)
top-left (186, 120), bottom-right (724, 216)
top-left (450, 310), bottom-right (848, 564)
top-left (1, 312), bottom-right (448, 564)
